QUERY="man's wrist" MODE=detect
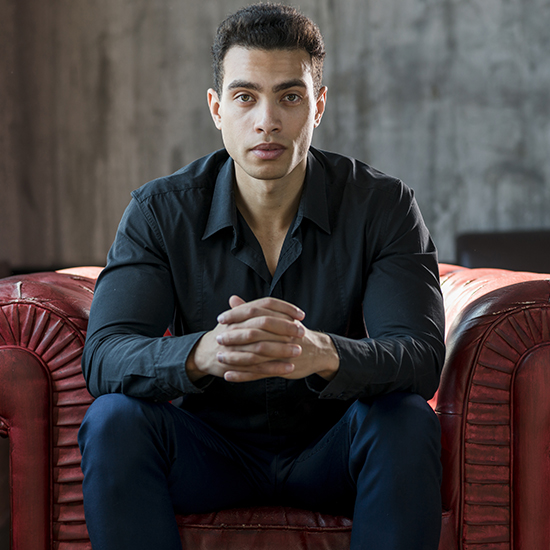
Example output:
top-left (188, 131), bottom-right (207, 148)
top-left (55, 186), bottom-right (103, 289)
top-left (185, 336), bottom-right (208, 383)
top-left (313, 332), bottom-right (340, 381)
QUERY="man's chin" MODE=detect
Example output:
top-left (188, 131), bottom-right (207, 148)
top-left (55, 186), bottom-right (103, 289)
top-left (240, 163), bottom-right (291, 183)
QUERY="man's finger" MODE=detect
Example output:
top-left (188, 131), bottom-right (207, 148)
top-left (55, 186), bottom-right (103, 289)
top-left (218, 296), bottom-right (305, 324)
top-left (228, 295), bottom-right (246, 308)
top-left (217, 320), bottom-right (305, 344)
top-left (217, 342), bottom-right (302, 365)
top-left (223, 362), bottom-right (296, 382)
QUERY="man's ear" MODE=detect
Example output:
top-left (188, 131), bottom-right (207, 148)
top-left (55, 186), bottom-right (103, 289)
top-left (207, 88), bottom-right (222, 130)
top-left (314, 86), bottom-right (328, 128)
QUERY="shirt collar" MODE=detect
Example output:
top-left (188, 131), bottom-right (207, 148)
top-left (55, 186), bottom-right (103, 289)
top-left (202, 148), bottom-right (331, 241)
top-left (299, 149), bottom-right (331, 234)
top-left (202, 156), bottom-right (236, 240)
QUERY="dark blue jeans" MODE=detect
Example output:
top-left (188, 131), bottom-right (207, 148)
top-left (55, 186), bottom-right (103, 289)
top-left (78, 392), bottom-right (442, 550)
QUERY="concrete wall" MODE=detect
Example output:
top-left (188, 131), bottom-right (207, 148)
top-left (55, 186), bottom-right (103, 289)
top-left (1, 0), bottom-right (549, 268)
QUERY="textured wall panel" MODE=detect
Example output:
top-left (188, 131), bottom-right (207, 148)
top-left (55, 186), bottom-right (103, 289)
top-left (1, 0), bottom-right (549, 268)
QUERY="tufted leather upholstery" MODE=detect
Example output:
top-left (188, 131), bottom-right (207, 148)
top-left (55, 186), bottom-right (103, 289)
top-left (0, 264), bottom-right (549, 549)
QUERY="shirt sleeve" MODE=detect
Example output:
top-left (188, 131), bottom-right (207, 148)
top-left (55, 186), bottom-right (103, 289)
top-left (82, 197), bottom-right (207, 401)
top-left (319, 181), bottom-right (445, 401)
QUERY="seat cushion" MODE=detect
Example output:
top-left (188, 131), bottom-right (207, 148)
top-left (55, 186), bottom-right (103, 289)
top-left (177, 506), bottom-right (352, 550)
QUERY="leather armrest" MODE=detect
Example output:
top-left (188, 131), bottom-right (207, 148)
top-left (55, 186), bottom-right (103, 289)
top-left (0, 271), bottom-right (98, 549)
top-left (436, 267), bottom-right (550, 548)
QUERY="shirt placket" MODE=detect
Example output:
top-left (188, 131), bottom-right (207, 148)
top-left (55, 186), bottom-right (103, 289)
top-left (231, 215), bottom-right (305, 435)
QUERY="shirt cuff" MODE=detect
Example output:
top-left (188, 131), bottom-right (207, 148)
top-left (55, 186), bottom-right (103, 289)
top-left (153, 331), bottom-right (210, 396)
top-left (305, 373), bottom-right (330, 394)
top-left (316, 333), bottom-right (373, 400)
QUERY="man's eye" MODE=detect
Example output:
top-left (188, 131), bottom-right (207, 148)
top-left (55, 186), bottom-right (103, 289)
top-left (285, 94), bottom-right (300, 103)
top-left (237, 94), bottom-right (253, 103)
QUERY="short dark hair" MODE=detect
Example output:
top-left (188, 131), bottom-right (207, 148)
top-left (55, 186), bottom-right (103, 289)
top-left (212, 3), bottom-right (326, 96)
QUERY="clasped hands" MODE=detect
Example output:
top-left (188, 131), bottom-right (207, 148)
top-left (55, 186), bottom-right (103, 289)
top-left (186, 296), bottom-right (339, 383)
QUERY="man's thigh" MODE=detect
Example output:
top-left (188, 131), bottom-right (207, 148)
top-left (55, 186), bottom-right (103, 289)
top-left (80, 395), bottom-right (267, 515)
top-left (280, 392), bottom-right (441, 517)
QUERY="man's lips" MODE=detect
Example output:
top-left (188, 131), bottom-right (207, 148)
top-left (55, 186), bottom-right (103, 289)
top-left (250, 143), bottom-right (286, 160)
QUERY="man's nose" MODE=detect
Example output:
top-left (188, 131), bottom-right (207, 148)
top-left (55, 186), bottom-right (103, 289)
top-left (254, 101), bottom-right (281, 134)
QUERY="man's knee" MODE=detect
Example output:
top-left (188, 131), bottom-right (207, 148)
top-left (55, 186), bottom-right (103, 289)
top-left (80, 394), bottom-right (143, 438)
top-left (348, 392), bottom-right (441, 470)
top-left (78, 394), bottom-right (168, 462)
top-left (352, 392), bottom-right (438, 435)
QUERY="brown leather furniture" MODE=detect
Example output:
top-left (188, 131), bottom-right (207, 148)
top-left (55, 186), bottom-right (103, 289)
top-left (1, 264), bottom-right (549, 549)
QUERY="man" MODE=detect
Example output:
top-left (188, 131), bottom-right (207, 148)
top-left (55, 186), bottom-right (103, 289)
top-left (78, 4), bottom-right (445, 550)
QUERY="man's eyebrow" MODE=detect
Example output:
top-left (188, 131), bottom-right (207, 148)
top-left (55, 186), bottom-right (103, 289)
top-left (226, 79), bottom-right (307, 93)
top-left (272, 79), bottom-right (307, 93)
top-left (227, 80), bottom-right (262, 92)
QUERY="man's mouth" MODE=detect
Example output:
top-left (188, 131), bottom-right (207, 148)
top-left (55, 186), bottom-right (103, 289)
top-left (251, 143), bottom-right (286, 160)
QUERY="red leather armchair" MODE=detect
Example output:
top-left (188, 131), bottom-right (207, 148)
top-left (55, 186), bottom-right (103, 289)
top-left (1, 264), bottom-right (549, 549)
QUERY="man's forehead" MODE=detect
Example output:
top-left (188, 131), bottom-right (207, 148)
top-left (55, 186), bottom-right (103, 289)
top-left (222, 46), bottom-right (314, 86)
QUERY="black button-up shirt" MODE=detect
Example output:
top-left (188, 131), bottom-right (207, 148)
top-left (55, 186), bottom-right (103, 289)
top-left (83, 147), bottom-right (445, 441)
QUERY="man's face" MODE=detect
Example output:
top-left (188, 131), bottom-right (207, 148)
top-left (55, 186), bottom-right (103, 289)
top-left (208, 47), bottom-right (327, 188)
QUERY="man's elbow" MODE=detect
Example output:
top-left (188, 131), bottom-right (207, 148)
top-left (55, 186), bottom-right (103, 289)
top-left (418, 341), bottom-right (445, 401)
top-left (81, 341), bottom-right (107, 399)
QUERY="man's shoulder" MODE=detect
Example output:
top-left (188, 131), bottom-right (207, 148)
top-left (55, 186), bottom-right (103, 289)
top-left (131, 149), bottom-right (230, 203)
top-left (311, 147), bottom-right (403, 193)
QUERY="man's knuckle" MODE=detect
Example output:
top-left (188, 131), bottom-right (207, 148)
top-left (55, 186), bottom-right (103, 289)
top-left (251, 342), bottom-right (262, 352)
top-left (255, 316), bottom-right (268, 329)
top-left (254, 342), bottom-right (268, 354)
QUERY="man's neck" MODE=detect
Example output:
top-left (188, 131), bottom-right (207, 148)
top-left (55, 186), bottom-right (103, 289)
top-left (233, 161), bottom-right (305, 235)
top-left (234, 161), bottom-right (306, 275)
